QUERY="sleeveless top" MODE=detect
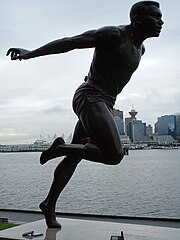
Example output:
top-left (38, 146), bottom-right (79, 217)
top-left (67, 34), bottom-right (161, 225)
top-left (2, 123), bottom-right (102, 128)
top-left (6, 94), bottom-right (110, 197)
top-left (73, 25), bottom-right (143, 116)
top-left (88, 25), bottom-right (143, 97)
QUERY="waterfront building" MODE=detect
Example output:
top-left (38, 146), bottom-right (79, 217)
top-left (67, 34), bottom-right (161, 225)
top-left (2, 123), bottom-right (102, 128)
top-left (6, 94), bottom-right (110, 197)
top-left (0, 144), bottom-right (31, 152)
top-left (125, 107), bottom-right (138, 135)
top-left (113, 108), bottom-right (130, 145)
top-left (125, 107), bottom-right (147, 143)
top-left (128, 120), bottom-right (146, 143)
top-left (0, 133), bottom-right (74, 152)
top-left (119, 134), bottom-right (130, 145)
top-left (32, 139), bottom-right (52, 151)
top-left (146, 124), bottom-right (153, 137)
top-left (155, 115), bottom-right (176, 139)
top-left (113, 108), bottom-right (125, 135)
top-left (175, 114), bottom-right (180, 141)
top-left (153, 135), bottom-right (177, 146)
top-left (114, 116), bottom-right (125, 135)
top-left (113, 108), bottom-right (123, 120)
top-left (0, 140), bottom-right (52, 152)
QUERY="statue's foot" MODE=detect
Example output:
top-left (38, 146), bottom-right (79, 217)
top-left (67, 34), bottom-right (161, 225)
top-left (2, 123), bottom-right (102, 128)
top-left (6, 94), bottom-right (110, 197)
top-left (40, 137), bottom-right (65, 165)
top-left (39, 202), bottom-right (61, 228)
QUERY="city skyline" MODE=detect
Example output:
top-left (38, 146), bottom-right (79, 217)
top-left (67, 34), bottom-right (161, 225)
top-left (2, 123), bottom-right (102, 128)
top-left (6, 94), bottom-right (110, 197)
top-left (0, 0), bottom-right (180, 144)
top-left (0, 108), bottom-right (179, 145)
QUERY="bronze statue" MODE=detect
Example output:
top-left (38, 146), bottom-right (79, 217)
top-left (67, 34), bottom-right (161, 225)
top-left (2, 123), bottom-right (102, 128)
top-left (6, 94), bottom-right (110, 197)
top-left (7, 1), bottom-right (163, 228)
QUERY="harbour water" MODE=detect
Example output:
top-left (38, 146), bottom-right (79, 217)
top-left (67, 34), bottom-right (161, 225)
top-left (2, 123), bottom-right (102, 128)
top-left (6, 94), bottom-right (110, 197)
top-left (0, 149), bottom-right (180, 218)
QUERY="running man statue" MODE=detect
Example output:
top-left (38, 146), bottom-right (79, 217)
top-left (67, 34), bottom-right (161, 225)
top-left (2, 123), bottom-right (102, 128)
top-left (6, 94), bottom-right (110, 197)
top-left (7, 1), bottom-right (163, 228)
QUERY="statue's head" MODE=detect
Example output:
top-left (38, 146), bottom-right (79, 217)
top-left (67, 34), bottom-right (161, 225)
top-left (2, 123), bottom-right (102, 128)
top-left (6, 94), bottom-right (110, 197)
top-left (130, 1), bottom-right (164, 38)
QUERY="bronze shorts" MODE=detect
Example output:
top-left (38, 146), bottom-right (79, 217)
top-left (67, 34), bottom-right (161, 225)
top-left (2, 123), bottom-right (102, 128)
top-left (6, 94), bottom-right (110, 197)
top-left (72, 80), bottom-right (116, 116)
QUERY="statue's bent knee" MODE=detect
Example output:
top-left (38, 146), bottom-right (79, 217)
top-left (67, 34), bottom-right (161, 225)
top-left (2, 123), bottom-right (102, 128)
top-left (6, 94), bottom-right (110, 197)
top-left (104, 151), bottom-right (124, 165)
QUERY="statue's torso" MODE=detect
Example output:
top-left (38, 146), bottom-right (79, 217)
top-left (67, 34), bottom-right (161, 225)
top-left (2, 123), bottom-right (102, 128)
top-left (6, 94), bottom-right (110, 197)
top-left (88, 25), bottom-right (143, 97)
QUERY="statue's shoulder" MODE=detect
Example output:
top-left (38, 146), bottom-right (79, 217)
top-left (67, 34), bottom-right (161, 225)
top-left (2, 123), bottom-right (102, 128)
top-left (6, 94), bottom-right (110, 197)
top-left (117, 25), bottom-right (127, 31)
top-left (117, 25), bottom-right (128, 37)
top-left (109, 25), bottom-right (127, 43)
top-left (96, 25), bottom-right (126, 36)
top-left (95, 25), bottom-right (127, 46)
top-left (110, 25), bottom-right (128, 41)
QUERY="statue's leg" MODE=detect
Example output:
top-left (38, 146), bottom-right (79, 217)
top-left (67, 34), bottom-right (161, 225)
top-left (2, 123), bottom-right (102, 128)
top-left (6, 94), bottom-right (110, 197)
top-left (39, 102), bottom-right (124, 228)
top-left (78, 101), bottom-right (124, 164)
top-left (39, 120), bottom-right (88, 228)
top-left (40, 101), bottom-right (124, 165)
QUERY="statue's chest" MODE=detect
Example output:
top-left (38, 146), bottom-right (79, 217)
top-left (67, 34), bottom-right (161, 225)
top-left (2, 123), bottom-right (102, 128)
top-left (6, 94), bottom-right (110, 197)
top-left (115, 40), bottom-right (142, 72)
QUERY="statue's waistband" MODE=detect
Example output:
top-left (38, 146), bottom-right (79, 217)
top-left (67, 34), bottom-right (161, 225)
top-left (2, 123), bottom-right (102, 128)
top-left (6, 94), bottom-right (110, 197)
top-left (84, 76), bottom-right (116, 100)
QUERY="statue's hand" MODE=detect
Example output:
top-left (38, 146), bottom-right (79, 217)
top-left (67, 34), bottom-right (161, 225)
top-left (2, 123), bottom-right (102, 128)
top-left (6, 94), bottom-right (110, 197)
top-left (6, 48), bottom-right (30, 61)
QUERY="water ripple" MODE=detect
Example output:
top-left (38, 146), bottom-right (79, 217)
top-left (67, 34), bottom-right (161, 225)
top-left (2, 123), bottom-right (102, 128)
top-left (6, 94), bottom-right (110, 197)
top-left (0, 150), bottom-right (180, 218)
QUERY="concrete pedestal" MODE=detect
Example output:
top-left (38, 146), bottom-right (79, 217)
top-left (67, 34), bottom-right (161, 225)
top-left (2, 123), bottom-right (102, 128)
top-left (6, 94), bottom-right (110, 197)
top-left (0, 217), bottom-right (180, 240)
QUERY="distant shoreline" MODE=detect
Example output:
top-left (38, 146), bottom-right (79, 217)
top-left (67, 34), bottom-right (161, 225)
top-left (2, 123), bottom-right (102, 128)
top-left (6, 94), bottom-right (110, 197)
top-left (0, 150), bottom-right (42, 153)
top-left (0, 147), bottom-right (180, 153)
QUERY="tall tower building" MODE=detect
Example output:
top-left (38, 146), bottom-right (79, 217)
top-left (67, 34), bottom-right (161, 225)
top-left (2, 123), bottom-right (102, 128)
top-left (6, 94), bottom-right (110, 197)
top-left (128, 108), bottom-right (138, 120)
top-left (125, 106), bottom-right (147, 143)
top-left (125, 106), bottom-right (138, 134)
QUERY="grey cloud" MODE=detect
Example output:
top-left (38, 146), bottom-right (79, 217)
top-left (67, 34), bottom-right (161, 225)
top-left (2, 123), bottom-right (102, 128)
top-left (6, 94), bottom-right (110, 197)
top-left (44, 105), bottom-right (65, 114)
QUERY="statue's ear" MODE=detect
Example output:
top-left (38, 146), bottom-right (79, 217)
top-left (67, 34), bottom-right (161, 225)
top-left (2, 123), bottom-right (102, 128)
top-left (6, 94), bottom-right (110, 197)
top-left (133, 15), bottom-right (142, 24)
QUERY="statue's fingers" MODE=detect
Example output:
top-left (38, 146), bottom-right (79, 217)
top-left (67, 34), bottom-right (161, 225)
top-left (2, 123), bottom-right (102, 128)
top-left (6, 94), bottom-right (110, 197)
top-left (10, 51), bottom-right (16, 59)
top-left (14, 52), bottom-right (18, 57)
top-left (6, 48), bottom-right (13, 56)
top-left (10, 51), bottom-right (14, 59)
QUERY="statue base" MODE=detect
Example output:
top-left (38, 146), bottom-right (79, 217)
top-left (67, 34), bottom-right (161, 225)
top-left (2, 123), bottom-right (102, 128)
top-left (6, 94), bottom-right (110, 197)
top-left (0, 216), bottom-right (179, 240)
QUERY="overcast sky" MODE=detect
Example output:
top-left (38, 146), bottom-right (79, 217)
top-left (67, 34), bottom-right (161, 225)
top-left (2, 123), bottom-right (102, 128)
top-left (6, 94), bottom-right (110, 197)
top-left (0, 0), bottom-right (180, 144)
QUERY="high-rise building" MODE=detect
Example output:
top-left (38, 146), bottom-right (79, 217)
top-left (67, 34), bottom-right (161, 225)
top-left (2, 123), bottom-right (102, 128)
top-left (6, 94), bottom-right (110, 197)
top-left (113, 108), bottom-right (131, 145)
top-left (114, 116), bottom-right (125, 135)
top-left (113, 108), bottom-right (125, 135)
top-left (155, 115), bottom-right (176, 139)
top-left (146, 124), bottom-right (153, 137)
top-left (125, 107), bottom-right (147, 143)
top-left (113, 109), bottom-right (123, 120)
top-left (125, 106), bottom-right (138, 134)
top-left (128, 120), bottom-right (146, 143)
top-left (175, 114), bottom-right (180, 141)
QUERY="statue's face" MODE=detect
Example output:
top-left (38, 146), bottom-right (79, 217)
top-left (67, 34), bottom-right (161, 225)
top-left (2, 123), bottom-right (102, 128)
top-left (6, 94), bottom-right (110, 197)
top-left (140, 5), bottom-right (164, 38)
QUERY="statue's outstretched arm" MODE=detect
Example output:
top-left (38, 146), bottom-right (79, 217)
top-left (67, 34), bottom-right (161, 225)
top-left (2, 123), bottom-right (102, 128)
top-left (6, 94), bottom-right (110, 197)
top-left (6, 26), bottom-right (122, 61)
top-left (6, 29), bottom-right (97, 61)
